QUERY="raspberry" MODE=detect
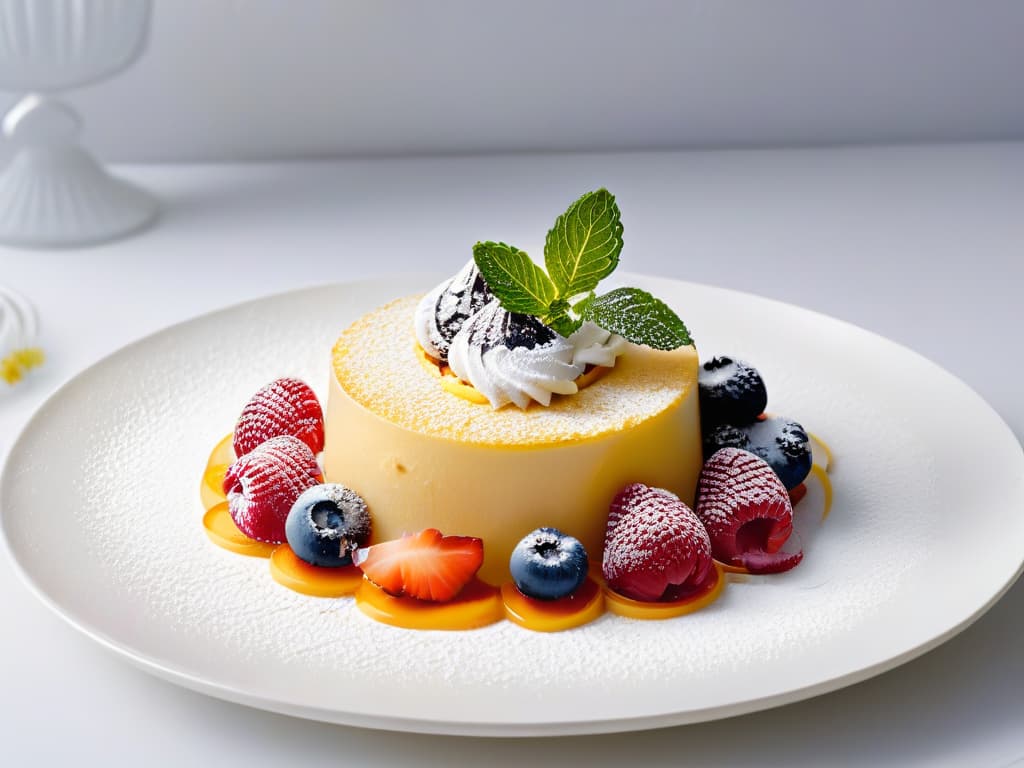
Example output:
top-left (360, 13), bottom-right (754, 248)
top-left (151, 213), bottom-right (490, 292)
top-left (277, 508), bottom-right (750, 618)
top-left (223, 435), bottom-right (322, 543)
top-left (233, 378), bottom-right (324, 457)
top-left (602, 483), bottom-right (714, 602)
top-left (695, 448), bottom-right (802, 574)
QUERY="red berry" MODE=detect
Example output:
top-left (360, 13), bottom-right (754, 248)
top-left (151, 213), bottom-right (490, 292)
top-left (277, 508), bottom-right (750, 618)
top-left (233, 378), bottom-right (324, 457)
top-left (223, 435), bottom-right (322, 543)
top-left (354, 528), bottom-right (484, 603)
top-left (602, 483), bottom-right (714, 602)
top-left (695, 448), bottom-right (802, 574)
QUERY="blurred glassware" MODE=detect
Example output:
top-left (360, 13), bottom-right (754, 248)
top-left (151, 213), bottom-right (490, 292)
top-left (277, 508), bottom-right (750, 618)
top-left (0, 0), bottom-right (156, 248)
top-left (0, 283), bottom-right (44, 386)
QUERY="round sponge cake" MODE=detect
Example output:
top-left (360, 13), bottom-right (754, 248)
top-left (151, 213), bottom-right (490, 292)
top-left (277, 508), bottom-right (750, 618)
top-left (324, 295), bottom-right (703, 584)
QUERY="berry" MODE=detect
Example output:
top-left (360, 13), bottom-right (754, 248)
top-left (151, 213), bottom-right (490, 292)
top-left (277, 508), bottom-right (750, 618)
top-left (702, 422), bottom-right (750, 459)
top-left (703, 416), bottom-right (812, 490)
top-left (698, 356), bottom-right (767, 428)
top-left (695, 448), bottom-right (802, 574)
top-left (233, 378), bottom-right (324, 458)
top-left (509, 527), bottom-right (589, 601)
top-left (602, 483), bottom-right (714, 602)
top-left (223, 435), bottom-right (322, 543)
top-left (747, 417), bottom-right (812, 490)
top-left (354, 528), bottom-right (484, 602)
top-left (285, 484), bottom-right (371, 567)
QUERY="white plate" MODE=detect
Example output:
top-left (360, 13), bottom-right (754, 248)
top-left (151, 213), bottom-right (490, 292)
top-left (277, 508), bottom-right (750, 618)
top-left (3, 275), bottom-right (1023, 737)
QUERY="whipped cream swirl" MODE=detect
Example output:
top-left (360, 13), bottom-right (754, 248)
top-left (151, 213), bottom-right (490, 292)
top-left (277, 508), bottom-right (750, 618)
top-left (447, 300), bottom-right (628, 410)
top-left (448, 300), bottom-right (581, 409)
top-left (415, 260), bottom-right (493, 361)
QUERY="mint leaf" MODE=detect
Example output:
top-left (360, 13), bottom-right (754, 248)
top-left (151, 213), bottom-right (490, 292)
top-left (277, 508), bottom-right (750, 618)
top-left (473, 241), bottom-right (558, 315)
top-left (546, 312), bottom-right (581, 338)
top-left (544, 189), bottom-right (623, 298)
top-left (583, 287), bottom-right (693, 350)
top-left (571, 291), bottom-right (596, 316)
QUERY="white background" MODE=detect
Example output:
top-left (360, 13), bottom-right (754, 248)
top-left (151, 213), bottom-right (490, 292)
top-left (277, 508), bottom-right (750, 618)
top-left (2, 0), bottom-right (1024, 163)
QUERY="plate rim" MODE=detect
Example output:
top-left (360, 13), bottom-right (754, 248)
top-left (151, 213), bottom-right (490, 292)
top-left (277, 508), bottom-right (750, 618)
top-left (3, 274), bottom-right (1023, 737)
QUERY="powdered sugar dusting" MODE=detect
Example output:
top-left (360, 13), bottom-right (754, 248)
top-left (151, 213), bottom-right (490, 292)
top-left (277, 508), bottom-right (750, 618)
top-left (232, 377), bottom-right (324, 457)
top-left (333, 295), bottom-right (693, 446)
top-left (223, 435), bottom-right (321, 542)
top-left (603, 483), bottom-right (713, 600)
top-left (1, 280), bottom-right (957, 731)
top-left (696, 448), bottom-right (796, 566)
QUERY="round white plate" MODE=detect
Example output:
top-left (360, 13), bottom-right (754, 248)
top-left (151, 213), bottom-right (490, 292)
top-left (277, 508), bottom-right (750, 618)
top-left (3, 275), bottom-right (1022, 737)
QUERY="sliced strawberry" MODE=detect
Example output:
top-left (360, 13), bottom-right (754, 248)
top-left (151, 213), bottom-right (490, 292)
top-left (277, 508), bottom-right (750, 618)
top-left (233, 377), bottom-right (324, 457)
top-left (223, 435), bottom-right (322, 543)
top-left (602, 483), bottom-right (715, 602)
top-left (695, 447), bottom-right (803, 574)
top-left (354, 529), bottom-right (483, 602)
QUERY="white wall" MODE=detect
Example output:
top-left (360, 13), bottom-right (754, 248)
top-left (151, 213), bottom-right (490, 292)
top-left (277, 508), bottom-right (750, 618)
top-left (3, 0), bottom-right (1023, 162)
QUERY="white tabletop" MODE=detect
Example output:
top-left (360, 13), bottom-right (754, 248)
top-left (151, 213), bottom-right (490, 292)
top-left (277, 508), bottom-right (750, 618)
top-left (1, 144), bottom-right (1022, 767)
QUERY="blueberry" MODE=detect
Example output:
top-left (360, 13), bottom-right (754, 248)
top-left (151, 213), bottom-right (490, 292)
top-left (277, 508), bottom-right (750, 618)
top-left (746, 417), bottom-right (812, 490)
top-left (285, 484), bottom-right (371, 567)
top-left (510, 527), bottom-right (589, 601)
top-left (698, 356), bottom-right (768, 428)
top-left (702, 423), bottom-right (750, 460)
top-left (703, 416), bottom-right (812, 490)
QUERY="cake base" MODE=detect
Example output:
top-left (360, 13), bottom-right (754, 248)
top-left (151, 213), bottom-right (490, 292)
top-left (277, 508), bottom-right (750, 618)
top-left (324, 295), bottom-right (703, 584)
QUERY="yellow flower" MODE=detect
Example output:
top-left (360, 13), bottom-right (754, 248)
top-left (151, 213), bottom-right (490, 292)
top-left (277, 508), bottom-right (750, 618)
top-left (1, 347), bottom-right (44, 385)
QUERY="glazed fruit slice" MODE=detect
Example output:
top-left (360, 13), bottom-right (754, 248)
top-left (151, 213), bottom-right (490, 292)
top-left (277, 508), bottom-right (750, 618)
top-left (501, 577), bottom-right (604, 632)
top-left (604, 562), bottom-right (725, 620)
top-left (200, 432), bottom-right (235, 510)
top-left (202, 501), bottom-right (277, 558)
top-left (695, 447), bottom-right (803, 574)
top-left (223, 435), bottom-right (323, 543)
top-left (355, 578), bottom-right (503, 630)
top-left (233, 377), bottom-right (325, 457)
top-left (354, 528), bottom-right (484, 603)
top-left (602, 483), bottom-right (716, 602)
top-left (268, 545), bottom-right (363, 597)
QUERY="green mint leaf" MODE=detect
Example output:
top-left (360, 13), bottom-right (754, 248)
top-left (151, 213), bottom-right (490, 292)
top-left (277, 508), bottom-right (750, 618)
top-left (571, 291), bottom-right (596, 316)
top-left (544, 189), bottom-right (624, 298)
top-left (546, 311), bottom-right (582, 338)
top-left (473, 241), bottom-right (558, 315)
top-left (583, 287), bottom-right (693, 350)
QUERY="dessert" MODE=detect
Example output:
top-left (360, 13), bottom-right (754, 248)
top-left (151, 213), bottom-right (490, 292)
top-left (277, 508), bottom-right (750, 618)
top-left (198, 188), bottom-right (835, 633)
top-left (325, 296), bottom-right (702, 583)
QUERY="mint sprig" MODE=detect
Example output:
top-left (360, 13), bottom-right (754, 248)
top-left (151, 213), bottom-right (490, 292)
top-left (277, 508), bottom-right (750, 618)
top-left (544, 188), bottom-right (623, 298)
top-left (472, 189), bottom-right (693, 350)
top-left (472, 241), bottom-right (557, 315)
top-left (585, 288), bottom-right (692, 350)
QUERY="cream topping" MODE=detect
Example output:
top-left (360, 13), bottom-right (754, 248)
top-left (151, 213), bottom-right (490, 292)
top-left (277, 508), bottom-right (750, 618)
top-left (447, 300), bottom-right (629, 410)
top-left (414, 260), bottom-right (492, 361)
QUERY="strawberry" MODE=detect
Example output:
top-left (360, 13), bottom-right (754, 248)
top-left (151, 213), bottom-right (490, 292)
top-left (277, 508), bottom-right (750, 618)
top-left (233, 377), bottom-right (324, 457)
top-left (223, 435), bottom-right (323, 543)
top-left (354, 528), bottom-right (484, 602)
top-left (695, 447), bottom-right (803, 574)
top-left (602, 483), bottom-right (714, 602)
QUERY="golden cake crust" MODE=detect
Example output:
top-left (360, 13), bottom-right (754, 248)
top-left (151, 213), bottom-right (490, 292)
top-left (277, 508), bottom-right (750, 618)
top-left (332, 295), bottom-right (698, 447)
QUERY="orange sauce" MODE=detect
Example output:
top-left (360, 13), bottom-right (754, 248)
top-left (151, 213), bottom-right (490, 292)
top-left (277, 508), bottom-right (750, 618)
top-left (604, 562), bottom-right (725, 620)
top-left (355, 577), bottom-right (504, 630)
top-left (202, 502), bottom-right (277, 558)
top-left (269, 545), bottom-right (363, 597)
top-left (200, 432), bottom-right (833, 631)
top-left (501, 577), bottom-right (604, 632)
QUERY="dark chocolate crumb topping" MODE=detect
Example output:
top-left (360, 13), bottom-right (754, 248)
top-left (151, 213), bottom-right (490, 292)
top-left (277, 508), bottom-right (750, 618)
top-left (429, 262), bottom-right (493, 358)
